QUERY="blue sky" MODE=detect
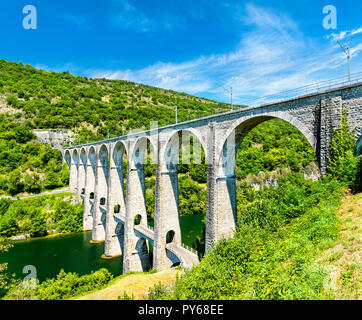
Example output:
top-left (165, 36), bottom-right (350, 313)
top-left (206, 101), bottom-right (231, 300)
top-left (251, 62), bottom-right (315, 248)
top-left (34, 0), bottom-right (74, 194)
top-left (1, 0), bottom-right (362, 104)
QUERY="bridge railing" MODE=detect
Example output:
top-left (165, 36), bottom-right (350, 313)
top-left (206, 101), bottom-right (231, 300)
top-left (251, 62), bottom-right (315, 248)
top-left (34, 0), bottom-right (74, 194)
top-left (63, 71), bottom-right (362, 148)
top-left (179, 242), bottom-right (199, 256)
top-left (242, 71), bottom-right (362, 107)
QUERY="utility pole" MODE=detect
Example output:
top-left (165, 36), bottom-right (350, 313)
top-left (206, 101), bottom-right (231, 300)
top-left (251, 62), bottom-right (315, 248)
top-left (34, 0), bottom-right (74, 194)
top-left (337, 41), bottom-right (351, 82)
top-left (175, 105), bottom-right (178, 124)
top-left (223, 86), bottom-right (233, 111)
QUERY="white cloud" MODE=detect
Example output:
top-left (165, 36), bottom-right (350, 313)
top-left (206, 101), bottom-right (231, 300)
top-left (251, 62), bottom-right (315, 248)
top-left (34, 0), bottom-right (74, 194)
top-left (89, 3), bottom-right (362, 104)
top-left (328, 27), bottom-right (362, 41)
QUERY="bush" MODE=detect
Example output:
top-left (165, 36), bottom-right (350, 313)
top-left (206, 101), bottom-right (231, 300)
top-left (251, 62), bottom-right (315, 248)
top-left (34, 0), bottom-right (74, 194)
top-left (4, 268), bottom-right (113, 300)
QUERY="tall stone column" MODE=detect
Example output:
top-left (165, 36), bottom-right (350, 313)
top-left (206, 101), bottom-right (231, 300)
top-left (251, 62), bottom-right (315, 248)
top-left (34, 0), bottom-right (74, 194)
top-left (318, 97), bottom-right (342, 174)
top-left (83, 147), bottom-right (96, 231)
top-left (205, 123), bottom-right (237, 253)
top-left (123, 140), bottom-right (149, 273)
top-left (105, 143), bottom-right (126, 257)
top-left (153, 134), bottom-right (181, 271)
top-left (76, 149), bottom-right (86, 204)
top-left (69, 150), bottom-right (79, 193)
top-left (92, 145), bottom-right (109, 242)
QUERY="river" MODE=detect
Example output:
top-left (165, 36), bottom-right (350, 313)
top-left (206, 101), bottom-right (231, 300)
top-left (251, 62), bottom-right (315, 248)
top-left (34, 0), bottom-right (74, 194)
top-left (0, 214), bottom-right (205, 282)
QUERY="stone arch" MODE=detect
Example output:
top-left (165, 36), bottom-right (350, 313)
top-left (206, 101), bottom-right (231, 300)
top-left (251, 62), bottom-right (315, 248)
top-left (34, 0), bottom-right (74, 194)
top-left (161, 128), bottom-right (207, 172)
top-left (135, 238), bottom-right (151, 271)
top-left (134, 214), bottom-right (142, 225)
top-left (130, 136), bottom-right (156, 169)
top-left (72, 149), bottom-right (79, 168)
top-left (356, 135), bottom-right (362, 156)
top-left (64, 150), bottom-right (71, 169)
top-left (98, 144), bottom-right (109, 168)
top-left (166, 230), bottom-right (176, 244)
top-left (217, 112), bottom-right (317, 177)
top-left (111, 141), bottom-right (127, 168)
top-left (88, 146), bottom-right (96, 168)
top-left (80, 148), bottom-right (87, 167)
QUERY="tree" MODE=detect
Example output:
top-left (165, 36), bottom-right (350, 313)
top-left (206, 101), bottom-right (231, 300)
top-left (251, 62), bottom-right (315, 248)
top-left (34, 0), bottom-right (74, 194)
top-left (0, 243), bottom-right (13, 298)
top-left (327, 105), bottom-right (358, 182)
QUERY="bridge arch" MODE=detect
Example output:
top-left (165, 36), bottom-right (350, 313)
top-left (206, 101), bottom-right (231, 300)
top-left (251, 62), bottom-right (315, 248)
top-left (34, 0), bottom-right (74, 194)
top-left (217, 112), bottom-right (317, 177)
top-left (64, 149), bottom-right (71, 169)
top-left (130, 136), bottom-right (156, 169)
top-left (161, 128), bottom-right (207, 172)
top-left (134, 237), bottom-right (151, 272)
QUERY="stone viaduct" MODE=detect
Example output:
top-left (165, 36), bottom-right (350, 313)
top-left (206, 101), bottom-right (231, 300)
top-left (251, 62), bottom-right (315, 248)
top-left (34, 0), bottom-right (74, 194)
top-left (62, 82), bottom-right (362, 273)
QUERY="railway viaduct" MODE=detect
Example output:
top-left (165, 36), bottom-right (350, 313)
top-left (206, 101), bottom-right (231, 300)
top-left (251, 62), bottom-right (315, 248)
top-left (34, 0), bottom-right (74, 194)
top-left (62, 82), bottom-right (362, 273)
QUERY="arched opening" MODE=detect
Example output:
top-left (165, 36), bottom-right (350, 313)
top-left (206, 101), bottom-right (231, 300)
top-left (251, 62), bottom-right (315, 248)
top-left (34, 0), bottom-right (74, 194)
top-left (135, 238), bottom-right (152, 272)
top-left (100, 197), bottom-right (106, 205)
top-left (356, 135), bottom-right (362, 156)
top-left (166, 230), bottom-right (175, 244)
top-left (112, 141), bottom-right (128, 203)
top-left (134, 214), bottom-right (142, 226)
top-left (131, 137), bottom-right (156, 228)
top-left (90, 192), bottom-right (95, 199)
top-left (218, 115), bottom-right (318, 236)
top-left (163, 130), bottom-right (207, 256)
top-left (114, 204), bottom-right (120, 214)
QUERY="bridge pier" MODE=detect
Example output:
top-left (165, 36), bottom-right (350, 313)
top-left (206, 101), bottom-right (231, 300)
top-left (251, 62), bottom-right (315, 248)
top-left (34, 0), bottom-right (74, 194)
top-left (105, 142), bottom-right (126, 257)
top-left (83, 147), bottom-right (96, 231)
top-left (123, 138), bottom-right (150, 273)
top-left (153, 133), bottom-right (182, 271)
top-left (77, 149), bottom-right (86, 204)
top-left (92, 145), bottom-right (108, 242)
top-left (69, 150), bottom-right (78, 194)
top-left (205, 124), bottom-right (237, 252)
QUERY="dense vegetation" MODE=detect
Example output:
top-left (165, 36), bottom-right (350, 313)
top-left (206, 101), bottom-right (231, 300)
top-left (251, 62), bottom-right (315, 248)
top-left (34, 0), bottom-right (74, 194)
top-left (0, 113), bottom-right (69, 196)
top-left (3, 268), bottom-right (113, 300)
top-left (146, 107), bottom-right (361, 300)
top-left (0, 59), bottom-right (231, 142)
top-left (0, 193), bottom-right (83, 240)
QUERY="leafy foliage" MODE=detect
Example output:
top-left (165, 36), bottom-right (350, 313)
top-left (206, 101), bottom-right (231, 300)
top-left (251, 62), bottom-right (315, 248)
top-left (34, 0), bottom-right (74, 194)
top-left (0, 194), bottom-right (83, 240)
top-left (148, 175), bottom-right (344, 300)
top-left (327, 105), bottom-right (358, 182)
top-left (4, 268), bottom-right (113, 300)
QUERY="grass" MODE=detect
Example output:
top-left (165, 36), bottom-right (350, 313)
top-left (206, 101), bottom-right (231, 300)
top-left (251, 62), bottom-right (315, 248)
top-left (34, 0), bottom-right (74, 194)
top-left (75, 268), bottom-right (182, 300)
top-left (317, 191), bottom-right (361, 299)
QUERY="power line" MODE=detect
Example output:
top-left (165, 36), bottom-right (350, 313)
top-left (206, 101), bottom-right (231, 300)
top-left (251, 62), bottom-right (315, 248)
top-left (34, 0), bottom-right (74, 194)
top-left (337, 40), bottom-right (351, 82)
top-left (223, 86), bottom-right (233, 111)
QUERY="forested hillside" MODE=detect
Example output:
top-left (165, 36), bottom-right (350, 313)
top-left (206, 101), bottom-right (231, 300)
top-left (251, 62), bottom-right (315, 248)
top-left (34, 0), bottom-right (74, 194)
top-left (0, 59), bottom-right (231, 141)
top-left (0, 59), bottom-right (317, 198)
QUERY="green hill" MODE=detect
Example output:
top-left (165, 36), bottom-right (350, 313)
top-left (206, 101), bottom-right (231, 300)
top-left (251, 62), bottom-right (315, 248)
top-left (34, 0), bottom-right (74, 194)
top-left (0, 59), bottom-right (232, 142)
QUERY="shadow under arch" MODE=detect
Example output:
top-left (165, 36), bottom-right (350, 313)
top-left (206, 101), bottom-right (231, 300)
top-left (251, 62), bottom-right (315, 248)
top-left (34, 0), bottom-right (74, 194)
top-left (356, 135), bottom-right (362, 156)
top-left (135, 237), bottom-right (152, 271)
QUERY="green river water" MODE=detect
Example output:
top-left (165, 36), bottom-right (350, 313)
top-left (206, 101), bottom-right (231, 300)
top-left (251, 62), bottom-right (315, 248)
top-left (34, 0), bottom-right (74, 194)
top-left (0, 214), bottom-right (205, 282)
